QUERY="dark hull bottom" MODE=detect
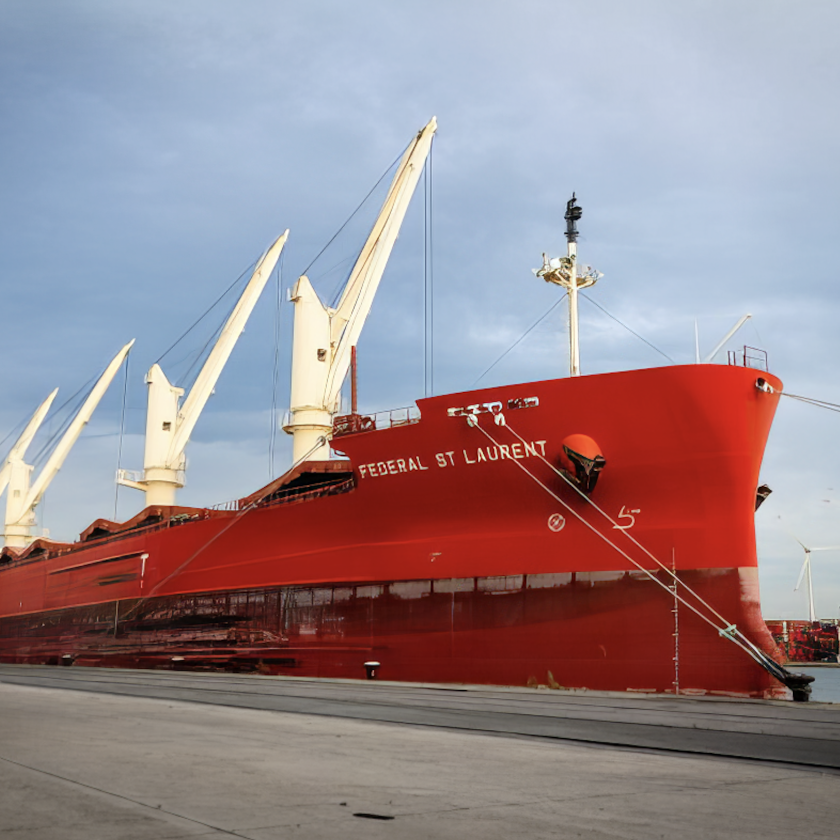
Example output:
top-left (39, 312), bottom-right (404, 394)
top-left (0, 568), bottom-right (785, 698)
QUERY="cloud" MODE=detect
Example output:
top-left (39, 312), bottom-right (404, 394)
top-left (2, 0), bottom-right (839, 618)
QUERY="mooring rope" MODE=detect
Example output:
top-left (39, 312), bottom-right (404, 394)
top-left (465, 413), bottom-right (790, 683)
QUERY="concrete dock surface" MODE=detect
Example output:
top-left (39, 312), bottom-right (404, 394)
top-left (1, 666), bottom-right (838, 839)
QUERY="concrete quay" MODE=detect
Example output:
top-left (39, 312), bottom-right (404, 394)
top-left (1, 665), bottom-right (838, 839)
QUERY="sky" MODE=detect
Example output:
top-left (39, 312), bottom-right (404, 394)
top-left (1, 0), bottom-right (839, 619)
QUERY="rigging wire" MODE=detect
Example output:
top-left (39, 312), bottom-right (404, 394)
top-left (176, 295), bottom-right (239, 393)
top-left (0, 411), bottom-right (32, 458)
top-left (30, 379), bottom-right (96, 468)
top-left (423, 159), bottom-right (427, 396)
top-left (269, 250), bottom-right (285, 478)
top-left (113, 351), bottom-right (130, 520)
top-left (472, 294), bottom-right (568, 388)
top-left (153, 259), bottom-right (257, 367)
top-left (428, 137), bottom-right (435, 397)
top-left (579, 292), bottom-right (675, 363)
top-left (322, 255), bottom-right (360, 308)
top-left (300, 145), bottom-right (408, 279)
top-left (424, 157), bottom-right (430, 396)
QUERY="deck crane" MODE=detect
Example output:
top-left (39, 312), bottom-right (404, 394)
top-left (284, 117), bottom-right (437, 462)
top-left (2, 341), bottom-right (134, 548)
top-left (0, 388), bottom-right (58, 501)
top-left (118, 232), bottom-right (288, 507)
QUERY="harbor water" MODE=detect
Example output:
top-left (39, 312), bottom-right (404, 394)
top-left (795, 665), bottom-right (840, 703)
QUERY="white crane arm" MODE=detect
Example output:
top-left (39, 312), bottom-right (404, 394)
top-left (21, 340), bottom-right (134, 514)
top-left (704, 314), bottom-right (752, 363)
top-left (168, 230), bottom-right (288, 462)
top-left (322, 117), bottom-right (436, 408)
top-left (0, 388), bottom-right (58, 497)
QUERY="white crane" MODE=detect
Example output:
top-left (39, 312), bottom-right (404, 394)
top-left (283, 117), bottom-right (437, 461)
top-left (2, 341), bottom-right (135, 548)
top-left (792, 535), bottom-right (840, 622)
top-left (118, 231), bottom-right (288, 507)
top-left (0, 388), bottom-right (59, 500)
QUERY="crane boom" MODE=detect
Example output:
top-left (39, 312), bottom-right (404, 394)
top-left (118, 230), bottom-right (288, 508)
top-left (21, 341), bottom-right (135, 515)
top-left (168, 230), bottom-right (289, 461)
top-left (0, 388), bottom-right (58, 498)
top-left (325, 117), bottom-right (437, 407)
top-left (4, 341), bottom-right (134, 548)
top-left (284, 117), bottom-right (437, 462)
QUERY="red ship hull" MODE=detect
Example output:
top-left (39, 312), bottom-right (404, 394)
top-left (0, 364), bottom-right (787, 697)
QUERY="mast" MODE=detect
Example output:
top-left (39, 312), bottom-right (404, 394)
top-left (283, 117), bottom-right (437, 462)
top-left (118, 231), bottom-right (288, 508)
top-left (535, 194), bottom-right (601, 377)
top-left (3, 341), bottom-right (135, 548)
top-left (565, 195), bottom-right (582, 376)
top-left (806, 554), bottom-right (816, 623)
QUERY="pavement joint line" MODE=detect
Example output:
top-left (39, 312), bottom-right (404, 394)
top-left (0, 753), bottom-right (257, 839)
top-left (5, 669), bottom-right (838, 731)
top-left (4, 678), bottom-right (837, 748)
top-left (3, 673), bottom-right (836, 738)
top-left (4, 666), bottom-right (838, 725)
top-left (4, 679), bottom-right (839, 775)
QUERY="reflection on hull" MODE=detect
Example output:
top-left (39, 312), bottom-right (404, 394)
top-left (1, 568), bottom-right (784, 698)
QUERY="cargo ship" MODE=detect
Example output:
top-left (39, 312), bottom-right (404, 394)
top-left (0, 119), bottom-right (811, 699)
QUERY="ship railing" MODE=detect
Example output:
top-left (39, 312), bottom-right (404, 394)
top-left (211, 498), bottom-right (243, 512)
top-left (727, 345), bottom-right (768, 371)
top-left (333, 405), bottom-right (420, 437)
top-left (209, 477), bottom-right (356, 512)
top-left (116, 468), bottom-right (187, 487)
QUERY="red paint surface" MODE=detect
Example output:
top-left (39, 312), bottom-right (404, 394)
top-left (0, 364), bottom-right (785, 696)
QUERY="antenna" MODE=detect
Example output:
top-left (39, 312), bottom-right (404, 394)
top-left (535, 193), bottom-right (601, 377)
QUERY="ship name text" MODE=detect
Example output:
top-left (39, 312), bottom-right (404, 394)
top-left (357, 440), bottom-right (548, 479)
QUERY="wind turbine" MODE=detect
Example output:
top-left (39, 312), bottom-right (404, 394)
top-left (792, 536), bottom-right (840, 622)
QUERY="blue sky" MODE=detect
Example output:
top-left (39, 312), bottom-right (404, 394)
top-left (1, 0), bottom-right (839, 618)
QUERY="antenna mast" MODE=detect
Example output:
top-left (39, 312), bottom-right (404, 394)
top-left (535, 194), bottom-right (601, 377)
